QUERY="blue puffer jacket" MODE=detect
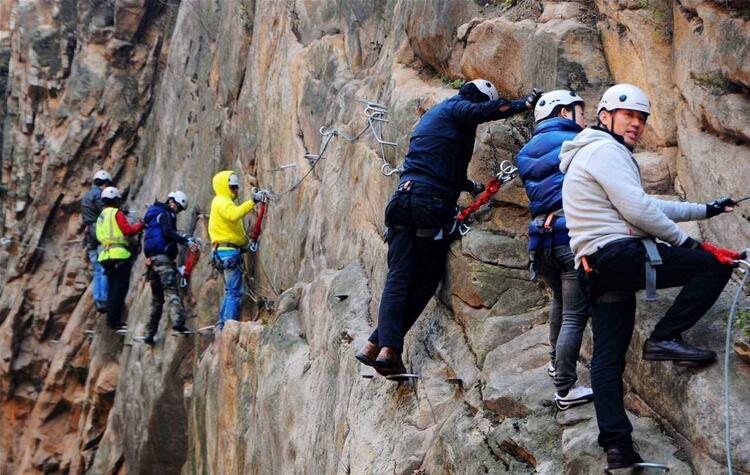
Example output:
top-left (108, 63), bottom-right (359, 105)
top-left (399, 94), bottom-right (528, 202)
top-left (143, 202), bottom-right (187, 259)
top-left (517, 118), bottom-right (583, 251)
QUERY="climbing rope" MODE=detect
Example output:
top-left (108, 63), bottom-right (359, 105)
top-left (725, 254), bottom-right (750, 474)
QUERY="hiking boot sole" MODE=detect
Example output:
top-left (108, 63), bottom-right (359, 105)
top-left (642, 351), bottom-right (716, 362)
top-left (354, 353), bottom-right (378, 368)
top-left (555, 397), bottom-right (593, 411)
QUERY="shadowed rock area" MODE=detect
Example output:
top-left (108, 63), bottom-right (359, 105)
top-left (0, 0), bottom-right (749, 473)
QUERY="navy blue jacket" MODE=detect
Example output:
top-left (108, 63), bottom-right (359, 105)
top-left (399, 94), bottom-right (527, 202)
top-left (517, 118), bottom-right (582, 251)
top-left (143, 202), bottom-right (188, 259)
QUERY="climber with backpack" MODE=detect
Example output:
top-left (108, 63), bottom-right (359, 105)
top-left (560, 83), bottom-right (738, 470)
top-left (95, 186), bottom-right (144, 330)
top-left (208, 170), bottom-right (267, 330)
top-left (517, 89), bottom-right (593, 410)
top-left (354, 79), bottom-right (543, 375)
top-left (82, 170), bottom-right (113, 313)
top-left (141, 191), bottom-right (200, 344)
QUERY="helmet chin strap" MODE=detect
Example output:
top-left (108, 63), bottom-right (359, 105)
top-left (595, 110), bottom-right (634, 151)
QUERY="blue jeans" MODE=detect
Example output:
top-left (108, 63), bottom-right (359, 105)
top-left (217, 249), bottom-right (243, 325)
top-left (534, 245), bottom-right (589, 392)
top-left (88, 248), bottom-right (108, 304)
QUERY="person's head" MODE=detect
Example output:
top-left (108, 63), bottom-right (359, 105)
top-left (596, 84), bottom-right (650, 147)
top-left (93, 170), bottom-right (112, 188)
top-left (167, 190), bottom-right (188, 213)
top-left (534, 90), bottom-right (586, 128)
top-left (228, 173), bottom-right (240, 199)
top-left (101, 186), bottom-right (121, 207)
top-left (459, 79), bottom-right (499, 103)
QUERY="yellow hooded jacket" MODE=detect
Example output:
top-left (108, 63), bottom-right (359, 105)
top-left (208, 170), bottom-right (256, 249)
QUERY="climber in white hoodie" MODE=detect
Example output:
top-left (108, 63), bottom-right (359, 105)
top-left (560, 84), bottom-right (738, 470)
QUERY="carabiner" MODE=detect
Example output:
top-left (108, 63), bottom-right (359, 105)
top-left (458, 222), bottom-right (471, 236)
top-left (381, 163), bottom-right (401, 177)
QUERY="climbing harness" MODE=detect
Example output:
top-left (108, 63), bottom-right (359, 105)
top-left (725, 251), bottom-right (750, 475)
top-left (441, 160), bottom-right (519, 239)
top-left (642, 238), bottom-right (662, 301)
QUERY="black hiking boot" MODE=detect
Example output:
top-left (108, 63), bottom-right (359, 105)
top-left (642, 336), bottom-right (716, 362)
top-left (606, 444), bottom-right (644, 470)
top-left (143, 334), bottom-right (156, 345)
top-left (172, 322), bottom-right (190, 334)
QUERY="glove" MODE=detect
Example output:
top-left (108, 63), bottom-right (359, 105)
top-left (524, 88), bottom-right (543, 109)
top-left (700, 242), bottom-right (744, 266)
top-left (680, 236), bottom-right (701, 249)
top-left (186, 237), bottom-right (201, 251)
top-left (706, 196), bottom-right (734, 218)
top-left (252, 188), bottom-right (268, 203)
top-left (468, 180), bottom-right (485, 196)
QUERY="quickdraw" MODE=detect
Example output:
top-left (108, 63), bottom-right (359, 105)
top-left (248, 194), bottom-right (268, 253)
top-left (179, 245), bottom-right (201, 288)
top-left (445, 160), bottom-right (519, 238)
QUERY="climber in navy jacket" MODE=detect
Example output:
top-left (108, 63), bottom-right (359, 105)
top-left (517, 90), bottom-right (592, 410)
top-left (355, 79), bottom-right (542, 375)
top-left (142, 191), bottom-right (198, 342)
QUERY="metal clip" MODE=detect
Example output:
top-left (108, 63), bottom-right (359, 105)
top-left (496, 160), bottom-right (519, 183)
top-left (458, 222), bottom-right (471, 236)
top-left (381, 163), bottom-right (401, 176)
top-left (249, 241), bottom-right (259, 253)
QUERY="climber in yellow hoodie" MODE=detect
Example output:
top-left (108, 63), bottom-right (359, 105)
top-left (209, 170), bottom-right (266, 329)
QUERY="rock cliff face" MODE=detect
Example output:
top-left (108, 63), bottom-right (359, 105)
top-left (0, 0), bottom-right (749, 473)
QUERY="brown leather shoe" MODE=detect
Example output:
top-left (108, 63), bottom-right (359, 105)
top-left (373, 347), bottom-right (406, 375)
top-left (354, 341), bottom-right (379, 368)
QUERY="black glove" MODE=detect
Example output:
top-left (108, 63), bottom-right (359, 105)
top-left (524, 88), bottom-right (543, 109)
top-left (680, 236), bottom-right (701, 249)
top-left (706, 196), bottom-right (734, 218)
top-left (468, 180), bottom-right (485, 196)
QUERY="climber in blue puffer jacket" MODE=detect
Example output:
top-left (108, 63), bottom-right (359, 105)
top-left (517, 89), bottom-right (592, 411)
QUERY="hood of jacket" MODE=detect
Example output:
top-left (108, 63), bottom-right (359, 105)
top-left (559, 127), bottom-right (629, 174)
top-left (212, 170), bottom-right (235, 199)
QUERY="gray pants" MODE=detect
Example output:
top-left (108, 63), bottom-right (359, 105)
top-left (535, 245), bottom-right (589, 392)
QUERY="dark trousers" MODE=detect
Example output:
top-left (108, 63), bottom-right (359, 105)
top-left (587, 239), bottom-right (732, 449)
top-left (536, 245), bottom-right (589, 392)
top-left (103, 259), bottom-right (133, 329)
top-left (368, 184), bottom-right (454, 351)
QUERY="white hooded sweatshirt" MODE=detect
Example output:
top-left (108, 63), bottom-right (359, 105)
top-left (559, 128), bottom-right (706, 267)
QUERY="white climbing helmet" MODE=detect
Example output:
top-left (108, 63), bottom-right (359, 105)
top-left (93, 170), bottom-right (112, 182)
top-left (534, 90), bottom-right (585, 123)
top-left (468, 79), bottom-right (499, 102)
top-left (168, 190), bottom-right (188, 209)
top-left (101, 186), bottom-right (121, 200)
top-left (228, 173), bottom-right (240, 188)
top-left (597, 84), bottom-right (650, 115)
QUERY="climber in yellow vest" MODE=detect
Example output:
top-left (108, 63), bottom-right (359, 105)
top-left (208, 170), bottom-right (266, 330)
top-left (95, 186), bottom-right (144, 330)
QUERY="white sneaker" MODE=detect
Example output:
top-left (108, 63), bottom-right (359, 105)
top-left (555, 386), bottom-right (594, 410)
top-left (547, 362), bottom-right (556, 378)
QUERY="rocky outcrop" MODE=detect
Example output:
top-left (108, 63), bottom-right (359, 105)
top-left (0, 0), bottom-right (749, 473)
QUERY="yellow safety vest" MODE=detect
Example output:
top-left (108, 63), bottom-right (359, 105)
top-left (96, 207), bottom-right (131, 262)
